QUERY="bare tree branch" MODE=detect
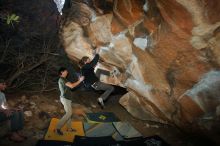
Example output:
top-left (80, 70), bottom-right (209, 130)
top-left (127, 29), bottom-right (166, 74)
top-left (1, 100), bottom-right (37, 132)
top-left (7, 55), bottom-right (49, 86)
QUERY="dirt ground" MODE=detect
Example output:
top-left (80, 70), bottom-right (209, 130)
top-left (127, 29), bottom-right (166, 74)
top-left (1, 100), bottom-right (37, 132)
top-left (0, 87), bottom-right (217, 146)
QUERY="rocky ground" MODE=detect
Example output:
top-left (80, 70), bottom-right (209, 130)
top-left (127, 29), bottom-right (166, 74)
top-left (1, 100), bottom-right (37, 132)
top-left (0, 88), bottom-right (217, 146)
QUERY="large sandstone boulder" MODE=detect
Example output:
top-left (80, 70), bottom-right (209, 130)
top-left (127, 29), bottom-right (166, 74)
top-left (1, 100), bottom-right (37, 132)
top-left (60, 0), bottom-right (220, 128)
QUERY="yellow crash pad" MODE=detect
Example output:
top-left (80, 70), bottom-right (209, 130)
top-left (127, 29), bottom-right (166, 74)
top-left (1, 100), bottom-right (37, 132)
top-left (44, 118), bottom-right (85, 142)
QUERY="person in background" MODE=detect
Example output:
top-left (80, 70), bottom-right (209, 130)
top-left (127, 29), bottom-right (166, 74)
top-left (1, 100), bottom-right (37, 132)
top-left (0, 79), bottom-right (26, 142)
top-left (79, 48), bottom-right (114, 109)
top-left (55, 67), bottom-right (84, 135)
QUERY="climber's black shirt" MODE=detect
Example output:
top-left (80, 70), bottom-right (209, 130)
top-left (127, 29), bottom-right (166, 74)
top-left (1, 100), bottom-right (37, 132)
top-left (81, 54), bottom-right (99, 86)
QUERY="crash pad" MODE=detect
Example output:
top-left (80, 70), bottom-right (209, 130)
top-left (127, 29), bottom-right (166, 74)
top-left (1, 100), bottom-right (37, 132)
top-left (44, 118), bottom-right (85, 142)
top-left (74, 136), bottom-right (117, 146)
top-left (83, 122), bottom-right (123, 141)
top-left (113, 122), bottom-right (142, 139)
top-left (85, 112), bottom-right (120, 123)
top-left (35, 140), bottom-right (72, 146)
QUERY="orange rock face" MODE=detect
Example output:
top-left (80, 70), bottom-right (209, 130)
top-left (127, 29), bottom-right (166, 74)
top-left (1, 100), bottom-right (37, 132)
top-left (60, 0), bottom-right (220, 129)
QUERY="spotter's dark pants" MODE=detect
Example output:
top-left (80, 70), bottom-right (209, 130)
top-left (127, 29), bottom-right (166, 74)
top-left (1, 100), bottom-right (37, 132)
top-left (0, 111), bottom-right (24, 132)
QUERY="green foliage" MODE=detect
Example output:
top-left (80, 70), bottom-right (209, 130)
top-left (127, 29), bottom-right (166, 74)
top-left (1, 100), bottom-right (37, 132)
top-left (6, 14), bottom-right (20, 26)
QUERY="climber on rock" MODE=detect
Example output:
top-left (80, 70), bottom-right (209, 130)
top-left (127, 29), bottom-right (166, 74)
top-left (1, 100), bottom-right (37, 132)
top-left (79, 47), bottom-right (114, 109)
top-left (55, 67), bottom-right (84, 135)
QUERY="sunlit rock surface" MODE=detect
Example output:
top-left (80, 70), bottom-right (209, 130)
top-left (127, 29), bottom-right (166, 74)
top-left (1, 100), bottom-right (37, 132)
top-left (60, 0), bottom-right (220, 128)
